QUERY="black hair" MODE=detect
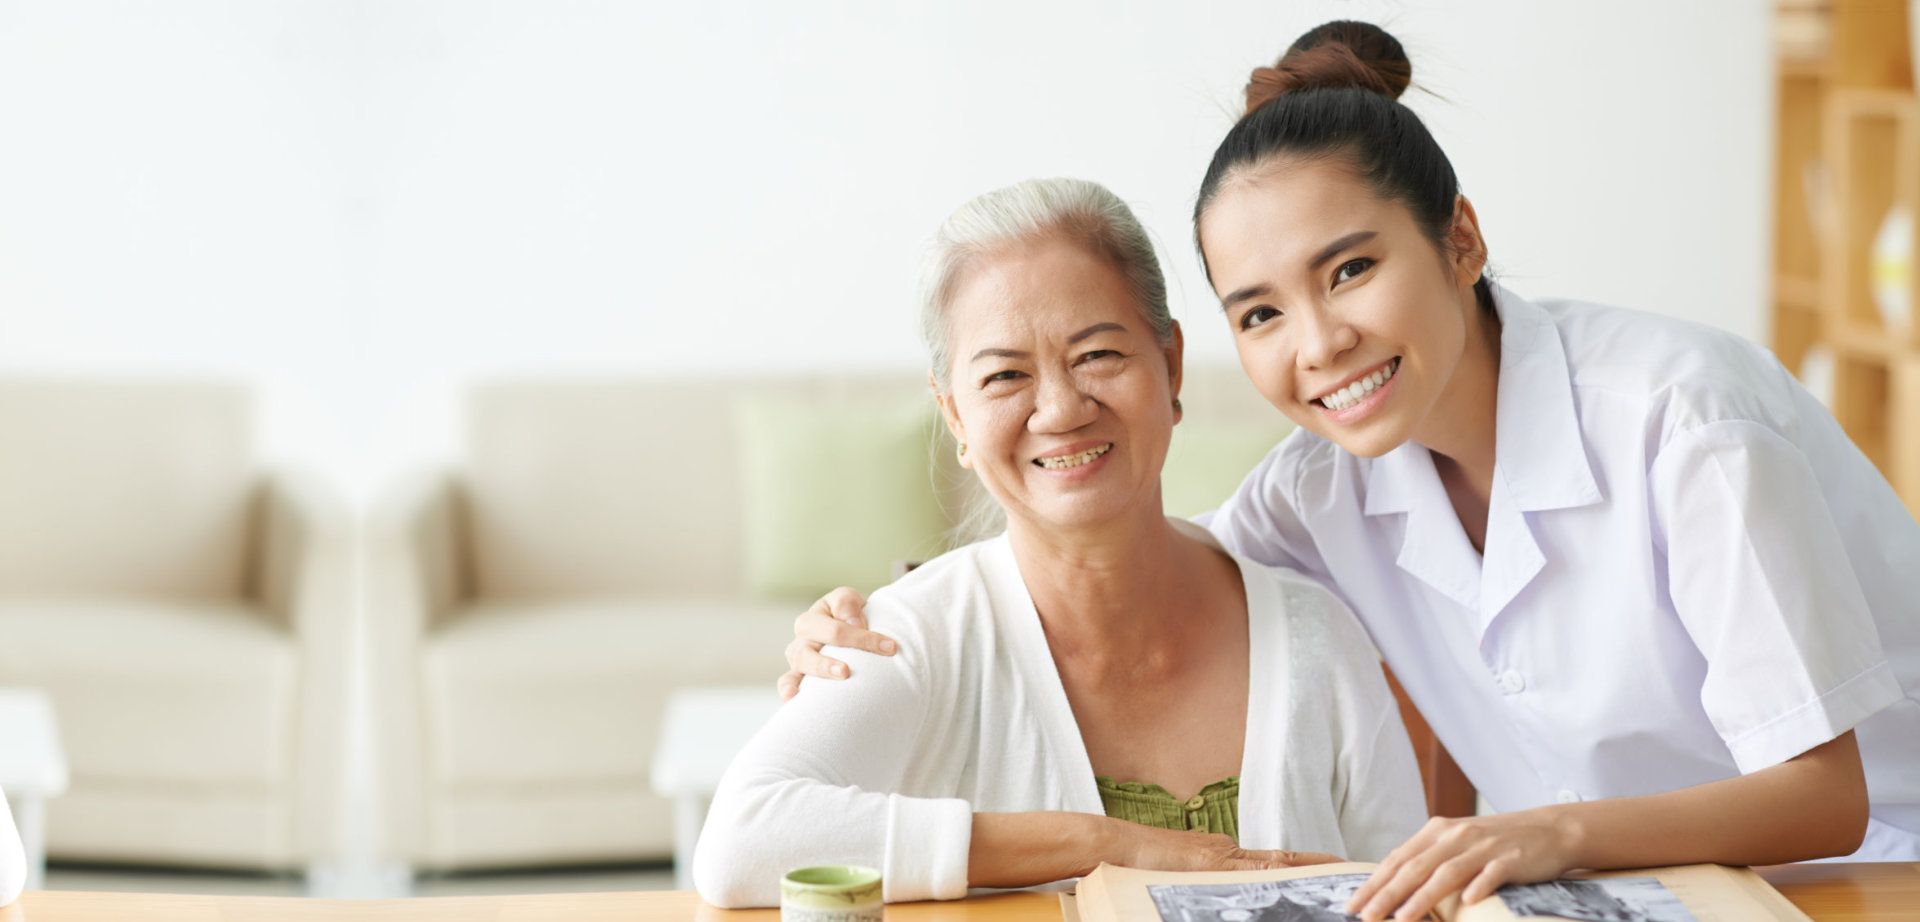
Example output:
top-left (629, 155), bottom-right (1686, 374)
top-left (1193, 20), bottom-right (1493, 311)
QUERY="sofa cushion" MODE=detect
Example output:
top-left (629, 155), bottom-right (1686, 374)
top-left (422, 598), bottom-right (796, 788)
top-left (1161, 418), bottom-right (1294, 518)
top-left (422, 789), bottom-right (669, 870)
top-left (0, 599), bottom-right (296, 786)
top-left (465, 376), bottom-right (942, 599)
top-left (50, 790), bottom-right (295, 869)
top-left (735, 395), bottom-right (950, 600)
top-left (0, 380), bottom-right (253, 597)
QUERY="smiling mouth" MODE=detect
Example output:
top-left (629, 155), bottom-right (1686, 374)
top-left (1034, 443), bottom-right (1113, 469)
top-left (1314, 358), bottom-right (1400, 411)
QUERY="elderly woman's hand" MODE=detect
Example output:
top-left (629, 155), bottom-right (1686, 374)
top-left (971, 814), bottom-right (1342, 890)
top-left (1113, 822), bottom-right (1344, 873)
top-left (777, 587), bottom-right (899, 700)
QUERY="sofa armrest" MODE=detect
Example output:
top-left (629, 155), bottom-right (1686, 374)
top-left (251, 467), bottom-right (354, 865)
top-left (254, 468), bottom-right (352, 633)
top-left (365, 469), bottom-right (471, 867)
top-left (367, 470), bottom-right (469, 634)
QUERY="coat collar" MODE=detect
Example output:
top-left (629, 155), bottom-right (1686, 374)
top-left (1361, 283), bottom-right (1604, 624)
top-left (1363, 283), bottom-right (1601, 515)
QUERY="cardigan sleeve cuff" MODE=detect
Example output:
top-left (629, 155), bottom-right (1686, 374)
top-left (883, 794), bottom-right (972, 901)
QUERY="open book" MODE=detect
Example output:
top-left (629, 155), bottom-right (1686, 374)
top-left (1064, 862), bottom-right (1812, 922)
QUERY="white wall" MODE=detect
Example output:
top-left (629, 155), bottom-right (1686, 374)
top-left (0, 0), bottom-right (1770, 496)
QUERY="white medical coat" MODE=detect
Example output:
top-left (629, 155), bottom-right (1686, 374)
top-left (1205, 284), bottom-right (1920, 859)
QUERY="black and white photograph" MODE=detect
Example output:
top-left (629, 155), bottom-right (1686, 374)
top-left (1148, 876), bottom-right (1368, 922)
top-left (1498, 877), bottom-right (1699, 922)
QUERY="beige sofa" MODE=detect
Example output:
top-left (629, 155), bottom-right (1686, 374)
top-left (367, 368), bottom-right (1289, 872)
top-left (0, 379), bottom-right (351, 870)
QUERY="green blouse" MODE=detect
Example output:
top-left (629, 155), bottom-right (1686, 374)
top-left (1094, 775), bottom-right (1240, 842)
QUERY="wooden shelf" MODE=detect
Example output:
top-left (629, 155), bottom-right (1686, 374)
top-left (1827, 321), bottom-right (1900, 358)
top-left (1835, 86), bottom-right (1919, 115)
top-left (1823, 89), bottom-right (1919, 351)
top-left (1772, 0), bottom-right (1920, 512)
top-left (1780, 57), bottom-right (1832, 82)
top-left (1774, 273), bottom-right (1823, 310)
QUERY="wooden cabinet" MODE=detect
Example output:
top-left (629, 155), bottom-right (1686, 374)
top-left (1772, 1), bottom-right (1920, 509)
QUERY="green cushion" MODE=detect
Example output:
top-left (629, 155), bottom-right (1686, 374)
top-left (735, 395), bottom-right (952, 600)
top-left (1160, 418), bottom-right (1293, 518)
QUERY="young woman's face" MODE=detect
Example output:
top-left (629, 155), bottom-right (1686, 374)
top-left (936, 235), bottom-right (1182, 533)
top-left (1198, 158), bottom-right (1481, 458)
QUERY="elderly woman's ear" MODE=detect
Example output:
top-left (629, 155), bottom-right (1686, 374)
top-left (928, 379), bottom-right (968, 467)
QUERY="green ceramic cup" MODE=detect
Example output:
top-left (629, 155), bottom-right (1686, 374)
top-left (780, 865), bottom-right (884, 922)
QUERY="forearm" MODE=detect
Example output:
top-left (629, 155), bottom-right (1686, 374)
top-left (1346, 734), bottom-right (1869, 922)
top-left (968, 812), bottom-right (1111, 889)
top-left (1560, 731), bottom-right (1869, 869)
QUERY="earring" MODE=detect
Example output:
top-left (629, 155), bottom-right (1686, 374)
top-left (1172, 398), bottom-right (1183, 412)
top-left (958, 443), bottom-right (967, 458)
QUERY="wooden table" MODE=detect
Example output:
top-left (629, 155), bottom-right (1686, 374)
top-left (1, 864), bottom-right (1914, 921)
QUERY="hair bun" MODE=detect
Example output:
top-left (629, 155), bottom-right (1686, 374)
top-left (1244, 20), bottom-right (1412, 117)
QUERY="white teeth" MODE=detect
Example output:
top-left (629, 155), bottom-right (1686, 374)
top-left (1036, 443), bottom-right (1113, 469)
top-left (1318, 359), bottom-right (1399, 411)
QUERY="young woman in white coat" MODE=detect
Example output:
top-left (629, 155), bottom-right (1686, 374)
top-left (779, 21), bottom-right (1920, 922)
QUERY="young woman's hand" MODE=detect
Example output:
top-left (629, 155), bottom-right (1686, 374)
top-left (1344, 812), bottom-right (1576, 921)
top-left (777, 587), bottom-right (898, 700)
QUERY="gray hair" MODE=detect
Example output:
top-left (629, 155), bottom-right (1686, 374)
top-left (919, 177), bottom-right (1173, 393)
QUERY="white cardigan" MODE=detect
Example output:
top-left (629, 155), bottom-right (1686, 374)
top-left (0, 786), bottom-right (23, 906)
top-left (693, 532), bottom-right (1426, 908)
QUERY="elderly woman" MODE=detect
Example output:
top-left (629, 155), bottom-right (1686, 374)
top-left (691, 178), bottom-right (1425, 908)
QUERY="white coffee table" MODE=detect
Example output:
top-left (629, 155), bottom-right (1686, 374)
top-left (0, 687), bottom-right (69, 892)
top-left (649, 685), bottom-right (782, 891)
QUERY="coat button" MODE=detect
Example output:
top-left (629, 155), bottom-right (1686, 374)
top-left (1498, 670), bottom-right (1526, 695)
top-left (1185, 795), bottom-right (1206, 811)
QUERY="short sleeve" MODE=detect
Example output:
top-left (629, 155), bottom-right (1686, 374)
top-left (1200, 439), bottom-right (1335, 584)
top-left (1651, 420), bottom-right (1904, 773)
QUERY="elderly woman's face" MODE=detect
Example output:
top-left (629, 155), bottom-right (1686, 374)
top-left (937, 235), bottom-right (1182, 533)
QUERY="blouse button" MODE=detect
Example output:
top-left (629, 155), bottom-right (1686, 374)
top-left (1556, 789), bottom-right (1581, 804)
top-left (1185, 795), bottom-right (1206, 811)
top-left (1497, 670), bottom-right (1526, 695)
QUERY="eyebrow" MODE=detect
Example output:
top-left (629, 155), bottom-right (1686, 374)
top-left (969, 322), bottom-right (1129, 362)
top-left (1068, 322), bottom-right (1126, 344)
top-left (1219, 230), bottom-right (1380, 311)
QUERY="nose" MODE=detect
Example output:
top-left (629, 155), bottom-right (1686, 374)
top-left (1028, 368), bottom-right (1099, 434)
top-left (1294, 304), bottom-right (1359, 371)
